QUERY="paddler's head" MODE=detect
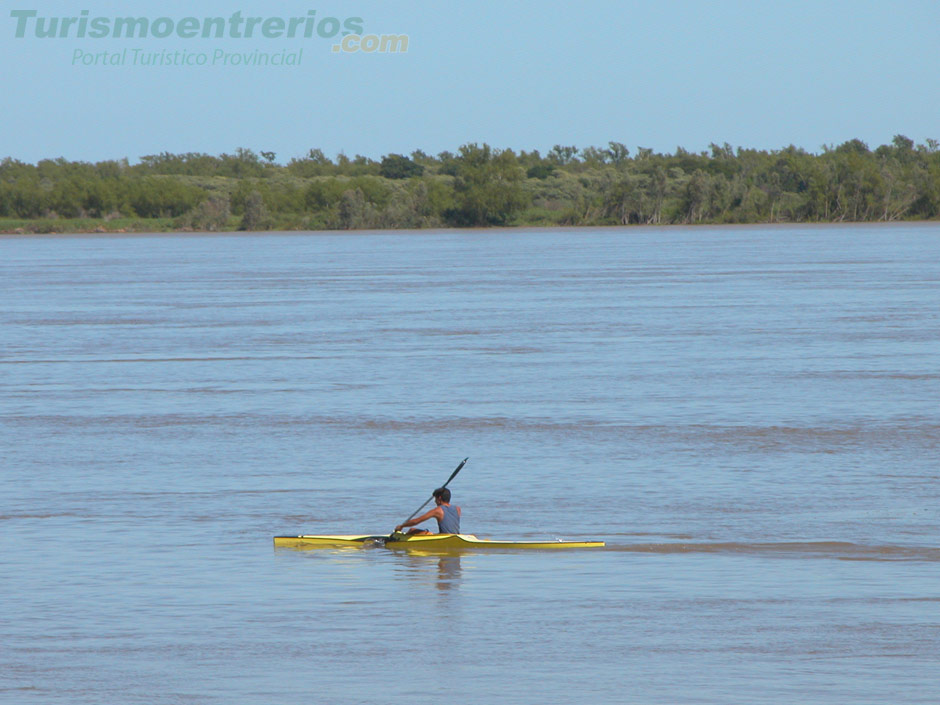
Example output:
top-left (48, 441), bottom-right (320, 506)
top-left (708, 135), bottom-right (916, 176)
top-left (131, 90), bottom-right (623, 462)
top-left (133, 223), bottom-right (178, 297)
top-left (432, 487), bottom-right (451, 504)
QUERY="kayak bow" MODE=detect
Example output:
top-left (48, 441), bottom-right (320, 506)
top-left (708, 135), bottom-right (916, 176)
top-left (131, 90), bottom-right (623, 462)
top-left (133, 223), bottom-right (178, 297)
top-left (273, 533), bottom-right (605, 551)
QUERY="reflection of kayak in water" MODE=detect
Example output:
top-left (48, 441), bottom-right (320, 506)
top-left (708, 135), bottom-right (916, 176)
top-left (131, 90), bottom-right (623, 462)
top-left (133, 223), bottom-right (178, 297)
top-left (272, 533), bottom-right (606, 552)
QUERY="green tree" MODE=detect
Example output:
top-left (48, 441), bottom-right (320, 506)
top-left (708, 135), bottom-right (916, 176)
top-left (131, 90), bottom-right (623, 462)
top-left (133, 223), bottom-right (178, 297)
top-left (239, 191), bottom-right (270, 230)
top-left (379, 153), bottom-right (424, 179)
top-left (336, 188), bottom-right (374, 229)
top-left (304, 179), bottom-right (347, 212)
top-left (287, 149), bottom-right (333, 177)
top-left (606, 142), bottom-right (630, 165)
top-left (526, 163), bottom-right (555, 179)
top-left (448, 143), bottom-right (528, 226)
top-left (184, 194), bottom-right (230, 231)
top-left (548, 145), bottom-right (579, 166)
top-left (128, 177), bottom-right (204, 218)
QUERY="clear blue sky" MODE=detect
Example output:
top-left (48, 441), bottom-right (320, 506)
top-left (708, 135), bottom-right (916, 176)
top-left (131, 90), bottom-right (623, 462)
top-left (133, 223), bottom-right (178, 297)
top-left (2, 0), bottom-right (938, 164)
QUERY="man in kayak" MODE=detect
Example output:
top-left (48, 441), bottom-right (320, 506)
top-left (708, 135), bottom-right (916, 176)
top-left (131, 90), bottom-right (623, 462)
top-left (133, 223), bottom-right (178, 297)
top-left (394, 487), bottom-right (461, 535)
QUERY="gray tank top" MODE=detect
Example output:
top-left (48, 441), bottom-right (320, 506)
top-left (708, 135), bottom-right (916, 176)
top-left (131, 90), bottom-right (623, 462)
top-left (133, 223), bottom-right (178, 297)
top-left (437, 504), bottom-right (460, 534)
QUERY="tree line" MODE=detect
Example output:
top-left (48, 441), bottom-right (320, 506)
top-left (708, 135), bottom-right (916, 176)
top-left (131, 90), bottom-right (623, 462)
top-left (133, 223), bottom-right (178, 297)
top-left (2, 136), bottom-right (939, 232)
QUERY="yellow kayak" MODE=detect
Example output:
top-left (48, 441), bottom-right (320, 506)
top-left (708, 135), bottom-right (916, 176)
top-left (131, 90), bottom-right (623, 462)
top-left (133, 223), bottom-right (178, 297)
top-left (273, 533), bottom-right (605, 552)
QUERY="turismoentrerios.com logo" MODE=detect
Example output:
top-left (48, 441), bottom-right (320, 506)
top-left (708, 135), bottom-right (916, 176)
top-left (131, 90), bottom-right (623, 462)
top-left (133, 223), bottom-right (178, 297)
top-left (9, 9), bottom-right (408, 54)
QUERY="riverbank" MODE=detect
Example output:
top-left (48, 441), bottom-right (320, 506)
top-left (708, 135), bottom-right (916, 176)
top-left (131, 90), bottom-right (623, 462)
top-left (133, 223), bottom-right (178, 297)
top-left (3, 215), bottom-right (937, 236)
top-left (4, 138), bottom-right (939, 233)
top-left (0, 216), bottom-right (179, 235)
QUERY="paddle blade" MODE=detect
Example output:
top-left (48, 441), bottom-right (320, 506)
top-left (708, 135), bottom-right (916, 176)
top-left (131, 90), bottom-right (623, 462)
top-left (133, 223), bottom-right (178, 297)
top-left (442, 457), bottom-right (468, 488)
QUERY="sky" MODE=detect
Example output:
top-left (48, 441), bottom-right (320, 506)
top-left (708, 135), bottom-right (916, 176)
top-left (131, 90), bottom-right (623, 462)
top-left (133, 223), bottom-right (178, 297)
top-left (1, 0), bottom-right (939, 164)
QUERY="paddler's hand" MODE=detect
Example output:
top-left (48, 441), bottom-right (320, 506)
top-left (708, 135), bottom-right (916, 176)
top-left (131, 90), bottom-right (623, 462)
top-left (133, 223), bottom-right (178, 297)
top-left (394, 525), bottom-right (404, 532)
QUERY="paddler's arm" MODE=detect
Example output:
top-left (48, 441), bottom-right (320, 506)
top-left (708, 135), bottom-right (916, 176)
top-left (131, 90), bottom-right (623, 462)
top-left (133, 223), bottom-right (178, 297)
top-left (395, 506), bottom-right (444, 532)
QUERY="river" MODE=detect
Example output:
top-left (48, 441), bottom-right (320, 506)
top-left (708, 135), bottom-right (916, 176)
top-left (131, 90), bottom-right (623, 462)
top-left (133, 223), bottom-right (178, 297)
top-left (1, 224), bottom-right (938, 704)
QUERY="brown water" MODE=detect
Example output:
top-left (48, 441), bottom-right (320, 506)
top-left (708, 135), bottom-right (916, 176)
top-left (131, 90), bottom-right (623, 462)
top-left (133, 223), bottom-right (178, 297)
top-left (1, 224), bottom-right (938, 704)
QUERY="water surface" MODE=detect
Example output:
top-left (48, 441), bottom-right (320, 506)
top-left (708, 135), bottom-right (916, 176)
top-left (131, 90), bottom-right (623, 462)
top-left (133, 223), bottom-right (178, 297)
top-left (2, 224), bottom-right (938, 704)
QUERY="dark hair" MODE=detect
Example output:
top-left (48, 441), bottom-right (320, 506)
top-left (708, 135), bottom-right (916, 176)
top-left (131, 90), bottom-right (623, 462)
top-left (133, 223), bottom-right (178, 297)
top-left (433, 487), bottom-right (451, 503)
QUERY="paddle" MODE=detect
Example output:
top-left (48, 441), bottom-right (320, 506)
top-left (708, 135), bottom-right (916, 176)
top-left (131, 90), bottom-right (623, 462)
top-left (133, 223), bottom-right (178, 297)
top-left (389, 457), bottom-right (468, 540)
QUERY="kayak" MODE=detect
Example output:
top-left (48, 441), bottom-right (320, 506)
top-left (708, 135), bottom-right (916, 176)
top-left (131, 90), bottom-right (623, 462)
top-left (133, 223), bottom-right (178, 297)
top-left (273, 533), bottom-right (605, 552)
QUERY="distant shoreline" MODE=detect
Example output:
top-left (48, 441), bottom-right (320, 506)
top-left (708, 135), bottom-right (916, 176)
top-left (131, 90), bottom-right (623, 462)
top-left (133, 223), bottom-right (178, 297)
top-left (4, 219), bottom-right (938, 238)
top-left (4, 138), bottom-right (939, 234)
